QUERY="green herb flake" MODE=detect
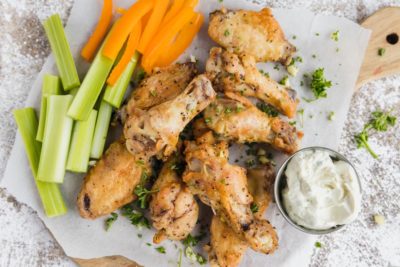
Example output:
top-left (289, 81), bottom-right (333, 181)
top-left (312, 54), bottom-right (317, 59)
top-left (308, 68), bottom-right (332, 100)
top-left (137, 233), bottom-right (142, 238)
top-left (315, 32), bottom-right (320, 36)
top-left (105, 212), bottom-right (118, 231)
top-left (250, 203), bottom-right (259, 213)
top-left (204, 117), bottom-right (212, 123)
top-left (150, 90), bottom-right (157, 97)
top-left (257, 103), bottom-right (279, 117)
top-left (378, 48), bottom-right (386, 56)
top-left (315, 241), bottom-right (323, 248)
top-left (280, 75), bottom-right (290, 86)
top-left (225, 107), bottom-right (232, 114)
top-left (292, 35), bottom-right (297, 40)
top-left (146, 242), bottom-right (152, 246)
top-left (224, 29), bottom-right (230, 37)
top-left (134, 185), bottom-right (159, 209)
top-left (331, 30), bottom-right (339, 41)
top-left (328, 111), bottom-right (335, 121)
top-left (273, 64), bottom-right (280, 71)
top-left (121, 205), bottom-right (150, 229)
top-left (289, 121), bottom-right (297, 126)
top-left (155, 246), bottom-right (166, 254)
top-left (245, 158), bottom-right (256, 168)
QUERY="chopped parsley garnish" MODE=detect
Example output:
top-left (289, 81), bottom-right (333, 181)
top-left (121, 205), bottom-right (150, 229)
top-left (280, 75), bottom-right (290, 86)
top-left (204, 117), bottom-right (212, 123)
top-left (134, 185), bottom-right (159, 209)
top-left (105, 212), bottom-right (118, 231)
top-left (182, 234), bottom-right (207, 265)
top-left (300, 81), bottom-right (304, 86)
top-left (273, 64), bottom-right (280, 71)
top-left (225, 107), bottom-right (232, 114)
top-left (137, 233), bottom-right (142, 238)
top-left (315, 241), bottom-right (323, 248)
top-left (250, 203), bottom-right (259, 213)
top-left (257, 103), bottom-right (279, 117)
top-left (245, 158), bottom-right (256, 168)
top-left (146, 242), bottom-right (152, 246)
top-left (331, 30), bottom-right (339, 41)
top-left (312, 54), bottom-right (317, 59)
top-left (304, 68), bottom-right (332, 101)
top-left (354, 110), bottom-right (396, 158)
top-left (224, 29), bottom-right (230, 36)
top-left (378, 48), bottom-right (386, 56)
top-left (315, 32), bottom-right (320, 36)
top-left (259, 69), bottom-right (270, 78)
top-left (336, 47), bottom-right (340, 52)
top-left (155, 246), bottom-right (166, 254)
top-left (183, 233), bottom-right (205, 247)
top-left (150, 90), bottom-right (157, 97)
top-left (292, 35), bottom-right (297, 39)
top-left (328, 111), bottom-right (335, 121)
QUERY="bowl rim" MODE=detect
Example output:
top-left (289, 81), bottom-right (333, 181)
top-left (273, 146), bottom-right (362, 235)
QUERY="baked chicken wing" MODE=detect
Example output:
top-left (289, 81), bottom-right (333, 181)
top-left (124, 75), bottom-right (216, 159)
top-left (77, 139), bottom-right (150, 219)
top-left (183, 138), bottom-right (278, 254)
top-left (206, 47), bottom-right (297, 118)
top-left (203, 96), bottom-right (300, 154)
top-left (207, 165), bottom-right (276, 267)
top-left (150, 155), bottom-right (199, 243)
top-left (208, 8), bottom-right (295, 65)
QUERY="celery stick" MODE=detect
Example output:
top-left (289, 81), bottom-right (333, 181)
top-left (90, 100), bottom-right (113, 159)
top-left (103, 52), bottom-right (140, 108)
top-left (38, 95), bottom-right (73, 183)
top-left (13, 108), bottom-right (67, 217)
top-left (67, 43), bottom-right (115, 121)
top-left (43, 14), bottom-right (80, 90)
top-left (67, 110), bottom-right (98, 172)
top-left (36, 75), bottom-right (62, 142)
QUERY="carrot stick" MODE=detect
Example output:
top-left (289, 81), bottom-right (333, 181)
top-left (102, 0), bottom-right (154, 60)
top-left (81, 0), bottom-right (113, 62)
top-left (162, 0), bottom-right (184, 24)
top-left (156, 13), bottom-right (203, 67)
top-left (115, 7), bottom-right (126, 15)
top-left (107, 21), bottom-right (142, 86)
top-left (141, 8), bottom-right (195, 73)
top-left (137, 0), bottom-right (170, 53)
top-left (185, 0), bottom-right (199, 8)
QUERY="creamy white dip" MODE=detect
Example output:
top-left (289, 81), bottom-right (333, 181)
top-left (282, 150), bottom-right (361, 230)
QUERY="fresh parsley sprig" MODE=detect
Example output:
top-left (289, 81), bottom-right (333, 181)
top-left (354, 110), bottom-right (397, 158)
top-left (105, 212), bottom-right (118, 231)
top-left (134, 185), bottom-right (159, 209)
top-left (121, 204), bottom-right (150, 229)
top-left (182, 234), bottom-right (207, 265)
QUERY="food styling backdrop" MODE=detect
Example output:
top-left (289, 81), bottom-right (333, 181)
top-left (0, 0), bottom-right (399, 266)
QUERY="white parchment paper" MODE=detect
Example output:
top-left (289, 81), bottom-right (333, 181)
top-left (2, 0), bottom-right (370, 266)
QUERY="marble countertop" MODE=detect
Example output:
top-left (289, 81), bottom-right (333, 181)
top-left (0, 0), bottom-right (399, 266)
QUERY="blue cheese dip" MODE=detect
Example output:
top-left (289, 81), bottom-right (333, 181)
top-left (282, 150), bottom-right (361, 230)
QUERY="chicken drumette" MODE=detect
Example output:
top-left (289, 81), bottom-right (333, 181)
top-left (183, 136), bottom-right (278, 254)
top-left (206, 47), bottom-right (298, 118)
top-left (208, 8), bottom-right (295, 65)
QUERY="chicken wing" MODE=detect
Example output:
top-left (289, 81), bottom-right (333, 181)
top-left (150, 155), bottom-right (199, 243)
top-left (207, 165), bottom-right (276, 267)
top-left (77, 139), bottom-right (150, 219)
top-left (206, 47), bottom-right (297, 118)
top-left (183, 138), bottom-right (278, 254)
top-left (203, 96), bottom-right (300, 154)
top-left (208, 8), bottom-right (295, 65)
top-left (124, 75), bottom-right (216, 159)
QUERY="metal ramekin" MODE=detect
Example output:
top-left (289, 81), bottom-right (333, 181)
top-left (274, 146), bottom-right (362, 235)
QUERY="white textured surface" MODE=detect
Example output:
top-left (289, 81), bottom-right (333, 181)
top-left (0, 0), bottom-right (399, 266)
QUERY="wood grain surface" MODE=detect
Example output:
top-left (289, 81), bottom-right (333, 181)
top-left (75, 7), bottom-right (400, 267)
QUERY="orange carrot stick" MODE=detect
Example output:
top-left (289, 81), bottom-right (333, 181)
top-left (185, 0), bottom-right (199, 8)
top-left (137, 0), bottom-right (169, 53)
top-left (162, 0), bottom-right (184, 24)
top-left (141, 8), bottom-right (194, 73)
top-left (80, 0), bottom-right (113, 62)
top-left (107, 21), bottom-right (142, 86)
top-left (115, 7), bottom-right (126, 15)
top-left (102, 0), bottom-right (153, 60)
top-left (156, 13), bottom-right (204, 67)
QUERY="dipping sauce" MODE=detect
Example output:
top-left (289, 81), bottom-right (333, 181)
top-left (282, 149), bottom-right (361, 230)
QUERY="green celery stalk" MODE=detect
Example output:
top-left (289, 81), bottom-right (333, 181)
top-left (103, 52), bottom-right (140, 108)
top-left (90, 100), bottom-right (113, 159)
top-left (43, 14), bottom-right (80, 90)
top-left (36, 75), bottom-right (62, 142)
top-left (38, 95), bottom-right (74, 183)
top-left (13, 108), bottom-right (67, 217)
top-left (67, 40), bottom-right (115, 121)
top-left (66, 110), bottom-right (98, 172)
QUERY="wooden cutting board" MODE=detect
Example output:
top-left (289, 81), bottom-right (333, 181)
top-left (72, 7), bottom-right (400, 267)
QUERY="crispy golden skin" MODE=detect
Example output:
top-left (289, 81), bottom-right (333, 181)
top-left (206, 47), bottom-right (298, 118)
top-left (208, 8), bottom-right (295, 65)
top-left (77, 139), bottom-right (150, 219)
top-left (203, 96), bottom-right (300, 154)
top-left (124, 75), bottom-right (216, 159)
top-left (183, 138), bottom-right (278, 254)
top-left (150, 156), bottom-right (199, 243)
top-left (207, 165), bottom-right (276, 267)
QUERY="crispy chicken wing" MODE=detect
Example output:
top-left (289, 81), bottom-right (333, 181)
top-left (150, 155), bottom-right (199, 243)
top-left (124, 75), bottom-right (216, 159)
top-left (206, 47), bottom-right (297, 118)
top-left (207, 165), bottom-right (276, 267)
top-left (77, 139), bottom-right (150, 219)
top-left (203, 96), bottom-right (299, 154)
top-left (183, 139), bottom-right (278, 254)
top-left (208, 8), bottom-right (295, 65)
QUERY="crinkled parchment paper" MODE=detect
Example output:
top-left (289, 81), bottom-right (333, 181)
top-left (1, 0), bottom-right (370, 266)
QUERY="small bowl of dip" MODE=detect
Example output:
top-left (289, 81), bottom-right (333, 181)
top-left (274, 147), bottom-right (362, 234)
